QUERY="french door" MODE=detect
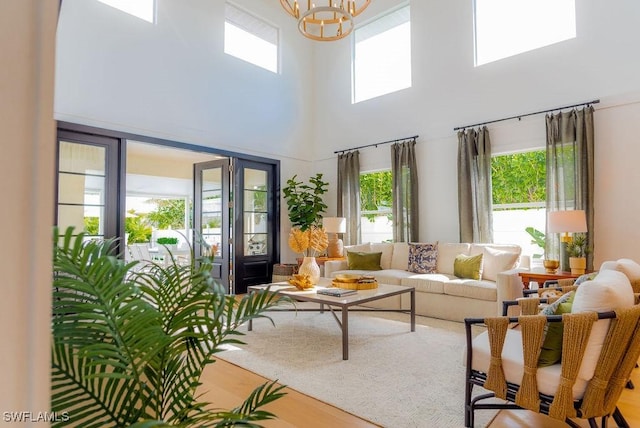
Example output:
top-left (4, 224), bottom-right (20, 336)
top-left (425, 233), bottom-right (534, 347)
top-left (57, 125), bottom-right (280, 295)
top-left (193, 159), bottom-right (231, 292)
top-left (232, 159), bottom-right (279, 294)
top-left (193, 158), bottom-right (279, 294)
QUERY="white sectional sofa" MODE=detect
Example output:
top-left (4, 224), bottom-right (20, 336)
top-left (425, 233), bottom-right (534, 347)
top-left (324, 242), bottom-right (528, 322)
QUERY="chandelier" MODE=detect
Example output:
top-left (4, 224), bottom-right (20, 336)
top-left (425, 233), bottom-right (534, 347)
top-left (279, 1), bottom-right (371, 41)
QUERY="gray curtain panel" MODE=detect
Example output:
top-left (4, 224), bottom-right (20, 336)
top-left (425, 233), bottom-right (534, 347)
top-left (545, 106), bottom-right (595, 270)
top-left (391, 140), bottom-right (419, 242)
top-left (457, 127), bottom-right (493, 243)
top-left (337, 150), bottom-right (361, 245)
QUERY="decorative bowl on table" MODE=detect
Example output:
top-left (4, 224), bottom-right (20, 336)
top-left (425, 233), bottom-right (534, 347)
top-left (332, 274), bottom-right (378, 290)
top-left (543, 259), bottom-right (560, 274)
top-left (334, 274), bottom-right (361, 283)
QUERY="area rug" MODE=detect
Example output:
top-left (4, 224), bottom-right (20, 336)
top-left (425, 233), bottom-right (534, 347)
top-left (218, 306), bottom-right (500, 427)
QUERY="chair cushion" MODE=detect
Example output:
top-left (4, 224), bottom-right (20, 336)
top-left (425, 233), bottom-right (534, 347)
top-left (454, 253), bottom-right (483, 280)
top-left (471, 329), bottom-right (589, 398)
top-left (408, 242), bottom-right (438, 274)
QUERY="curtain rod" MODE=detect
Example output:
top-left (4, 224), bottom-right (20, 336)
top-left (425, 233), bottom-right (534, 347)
top-left (334, 135), bottom-right (419, 154)
top-left (453, 99), bottom-right (600, 131)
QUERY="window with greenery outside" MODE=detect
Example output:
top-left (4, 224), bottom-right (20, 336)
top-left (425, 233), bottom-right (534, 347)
top-left (360, 170), bottom-right (393, 243)
top-left (491, 150), bottom-right (547, 258)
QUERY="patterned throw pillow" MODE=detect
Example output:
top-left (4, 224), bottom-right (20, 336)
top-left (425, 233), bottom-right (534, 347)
top-left (407, 243), bottom-right (438, 274)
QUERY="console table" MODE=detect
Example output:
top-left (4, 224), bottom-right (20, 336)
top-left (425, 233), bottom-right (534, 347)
top-left (518, 271), bottom-right (583, 290)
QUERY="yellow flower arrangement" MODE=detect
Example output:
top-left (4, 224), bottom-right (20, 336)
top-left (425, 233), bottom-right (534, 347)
top-left (288, 226), bottom-right (328, 257)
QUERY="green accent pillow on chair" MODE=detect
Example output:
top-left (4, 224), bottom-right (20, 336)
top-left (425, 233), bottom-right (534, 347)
top-left (347, 251), bottom-right (382, 270)
top-left (538, 291), bottom-right (576, 367)
top-left (453, 253), bottom-right (483, 280)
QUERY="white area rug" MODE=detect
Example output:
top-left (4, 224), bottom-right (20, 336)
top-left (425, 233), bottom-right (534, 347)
top-left (218, 306), bottom-right (499, 427)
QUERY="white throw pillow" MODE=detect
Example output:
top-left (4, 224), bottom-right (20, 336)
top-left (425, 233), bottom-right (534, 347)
top-left (571, 269), bottom-right (635, 381)
top-left (344, 243), bottom-right (371, 255)
top-left (391, 242), bottom-right (410, 270)
top-left (370, 242), bottom-right (394, 270)
top-left (436, 243), bottom-right (471, 276)
top-left (480, 246), bottom-right (521, 282)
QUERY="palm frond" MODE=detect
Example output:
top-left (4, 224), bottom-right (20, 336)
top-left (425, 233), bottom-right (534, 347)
top-left (51, 227), bottom-right (288, 426)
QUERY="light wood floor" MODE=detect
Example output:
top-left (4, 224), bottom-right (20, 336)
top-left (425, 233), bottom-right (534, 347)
top-left (200, 358), bottom-right (640, 428)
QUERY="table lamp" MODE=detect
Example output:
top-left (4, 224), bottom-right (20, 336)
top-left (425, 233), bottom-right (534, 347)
top-left (547, 210), bottom-right (587, 272)
top-left (322, 217), bottom-right (346, 258)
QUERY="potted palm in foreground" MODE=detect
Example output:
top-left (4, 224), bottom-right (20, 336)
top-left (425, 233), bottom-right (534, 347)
top-left (52, 227), bottom-right (287, 427)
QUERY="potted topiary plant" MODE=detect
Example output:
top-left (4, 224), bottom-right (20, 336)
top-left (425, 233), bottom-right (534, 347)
top-left (566, 233), bottom-right (589, 274)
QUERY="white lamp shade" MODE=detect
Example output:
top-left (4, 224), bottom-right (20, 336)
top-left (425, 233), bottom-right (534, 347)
top-left (322, 217), bottom-right (346, 234)
top-left (548, 210), bottom-right (587, 233)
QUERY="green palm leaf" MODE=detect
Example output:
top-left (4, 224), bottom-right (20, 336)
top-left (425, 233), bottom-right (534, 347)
top-left (51, 227), bottom-right (288, 426)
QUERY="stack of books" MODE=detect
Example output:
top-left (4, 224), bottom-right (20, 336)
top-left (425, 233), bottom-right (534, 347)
top-left (317, 288), bottom-right (357, 297)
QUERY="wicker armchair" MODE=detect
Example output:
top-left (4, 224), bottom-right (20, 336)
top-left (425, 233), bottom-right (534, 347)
top-left (465, 305), bottom-right (640, 427)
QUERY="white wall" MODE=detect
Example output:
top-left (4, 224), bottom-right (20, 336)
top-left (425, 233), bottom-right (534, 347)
top-left (55, 1), bottom-right (640, 266)
top-left (1, 0), bottom-right (58, 416)
top-left (312, 0), bottom-right (640, 266)
top-left (55, 0), bottom-right (315, 162)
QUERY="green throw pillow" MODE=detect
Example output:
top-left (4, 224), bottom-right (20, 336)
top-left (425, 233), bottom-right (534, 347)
top-left (347, 251), bottom-right (382, 270)
top-left (538, 292), bottom-right (576, 367)
top-left (453, 253), bottom-right (483, 280)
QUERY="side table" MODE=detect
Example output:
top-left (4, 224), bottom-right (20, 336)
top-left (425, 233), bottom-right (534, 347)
top-left (518, 271), bottom-right (584, 290)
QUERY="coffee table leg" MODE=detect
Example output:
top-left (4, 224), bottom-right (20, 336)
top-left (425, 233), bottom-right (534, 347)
top-left (342, 307), bottom-right (349, 360)
top-left (410, 288), bottom-right (415, 332)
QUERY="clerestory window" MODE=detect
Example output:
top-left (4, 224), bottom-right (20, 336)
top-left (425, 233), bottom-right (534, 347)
top-left (474, 0), bottom-right (576, 66)
top-left (352, 4), bottom-right (411, 103)
top-left (224, 3), bottom-right (279, 73)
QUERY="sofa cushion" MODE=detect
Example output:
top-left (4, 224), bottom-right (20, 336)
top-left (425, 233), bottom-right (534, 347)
top-left (437, 243), bottom-right (471, 275)
top-left (373, 269), bottom-right (414, 286)
top-left (408, 242), bottom-right (438, 274)
top-left (401, 274), bottom-right (453, 294)
top-left (454, 253), bottom-right (483, 280)
top-left (444, 279), bottom-right (497, 302)
top-left (370, 242), bottom-right (394, 270)
top-left (477, 246), bottom-right (521, 282)
top-left (391, 242), bottom-right (410, 270)
top-left (347, 251), bottom-right (382, 270)
top-left (571, 269), bottom-right (635, 381)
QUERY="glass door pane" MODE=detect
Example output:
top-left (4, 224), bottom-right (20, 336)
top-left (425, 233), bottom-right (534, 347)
top-left (243, 169), bottom-right (268, 256)
top-left (194, 159), bottom-right (230, 292)
top-left (56, 132), bottom-right (119, 242)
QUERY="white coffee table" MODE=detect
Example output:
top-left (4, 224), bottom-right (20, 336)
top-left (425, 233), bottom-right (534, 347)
top-left (247, 278), bottom-right (415, 360)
